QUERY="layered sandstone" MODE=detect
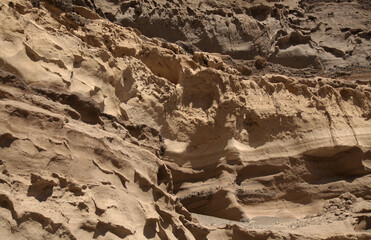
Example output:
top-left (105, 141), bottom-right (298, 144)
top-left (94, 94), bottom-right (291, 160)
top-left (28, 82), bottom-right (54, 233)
top-left (92, 0), bottom-right (371, 71)
top-left (0, 0), bottom-right (370, 239)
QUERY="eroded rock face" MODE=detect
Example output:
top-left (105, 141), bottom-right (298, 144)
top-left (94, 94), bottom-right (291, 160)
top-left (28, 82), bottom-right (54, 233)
top-left (0, 0), bottom-right (370, 239)
top-left (90, 0), bottom-right (371, 72)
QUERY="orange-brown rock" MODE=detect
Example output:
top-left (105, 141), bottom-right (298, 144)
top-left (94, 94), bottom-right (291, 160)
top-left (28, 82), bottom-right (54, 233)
top-left (0, 0), bottom-right (370, 239)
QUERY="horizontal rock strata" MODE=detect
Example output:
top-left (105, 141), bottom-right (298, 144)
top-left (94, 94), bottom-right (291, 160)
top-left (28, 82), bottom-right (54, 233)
top-left (0, 0), bottom-right (370, 239)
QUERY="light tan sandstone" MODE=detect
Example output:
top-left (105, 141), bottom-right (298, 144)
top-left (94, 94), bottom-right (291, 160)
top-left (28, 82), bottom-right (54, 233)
top-left (0, 0), bottom-right (370, 239)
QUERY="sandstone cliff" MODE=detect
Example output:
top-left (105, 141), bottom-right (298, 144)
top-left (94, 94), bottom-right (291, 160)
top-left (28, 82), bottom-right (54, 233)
top-left (0, 0), bottom-right (370, 239)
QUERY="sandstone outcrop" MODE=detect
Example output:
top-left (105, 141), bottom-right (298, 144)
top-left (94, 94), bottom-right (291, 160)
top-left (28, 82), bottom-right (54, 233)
top-left (90, 0), bottom-right (371, 72)
top-left (0, 0), bottom-right (370, 239)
